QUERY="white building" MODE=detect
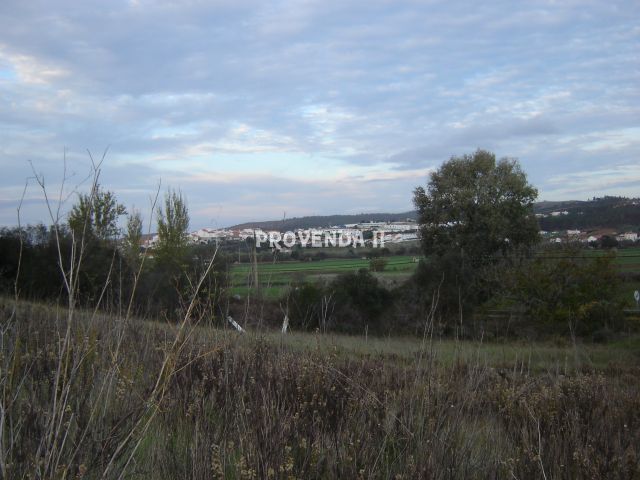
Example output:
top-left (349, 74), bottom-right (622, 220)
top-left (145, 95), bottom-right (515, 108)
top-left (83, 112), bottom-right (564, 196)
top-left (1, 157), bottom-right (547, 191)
top-left (618, 232), bottom-right (638, 242)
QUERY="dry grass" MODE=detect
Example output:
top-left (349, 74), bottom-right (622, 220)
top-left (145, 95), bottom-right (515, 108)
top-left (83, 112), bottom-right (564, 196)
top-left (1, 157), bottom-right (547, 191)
top-left (1, 298), bottom-right (639, 479)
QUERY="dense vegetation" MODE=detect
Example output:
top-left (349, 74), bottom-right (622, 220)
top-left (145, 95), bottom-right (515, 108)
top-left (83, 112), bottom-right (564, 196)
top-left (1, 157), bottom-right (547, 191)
top-left (0, 222), bottom-right (227, 319)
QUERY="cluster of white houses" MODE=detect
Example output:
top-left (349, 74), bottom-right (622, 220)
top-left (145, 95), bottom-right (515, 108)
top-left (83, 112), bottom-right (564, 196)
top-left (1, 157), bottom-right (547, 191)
top-left (142, 219), bottom-right (639, 249)
top-left (535, 210), bottom-right (570, 218)
top-left (143, 221), bottom-right (420, 249)
top-left (540, 228), bottom-right (639, 244)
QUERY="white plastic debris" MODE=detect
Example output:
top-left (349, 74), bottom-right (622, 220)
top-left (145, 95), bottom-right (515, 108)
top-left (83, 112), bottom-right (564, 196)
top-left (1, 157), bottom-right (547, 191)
top-left (227, 316), bottom-right (245, 333)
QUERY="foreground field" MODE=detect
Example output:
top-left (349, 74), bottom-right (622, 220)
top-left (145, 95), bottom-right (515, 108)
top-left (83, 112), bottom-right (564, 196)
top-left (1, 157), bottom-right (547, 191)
top-left (2, 298), bottom-right (639, 479)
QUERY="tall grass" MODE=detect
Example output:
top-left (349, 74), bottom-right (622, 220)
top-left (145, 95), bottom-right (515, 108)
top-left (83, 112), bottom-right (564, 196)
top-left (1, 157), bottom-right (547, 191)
top-left (1, 298), bottom-right (639, 479)
top-left (0, 157), bottom-right (221, 479)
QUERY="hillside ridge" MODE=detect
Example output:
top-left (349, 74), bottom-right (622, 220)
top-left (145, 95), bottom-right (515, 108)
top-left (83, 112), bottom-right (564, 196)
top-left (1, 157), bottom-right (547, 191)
top-left (226, 197), bottom-right (640, 232)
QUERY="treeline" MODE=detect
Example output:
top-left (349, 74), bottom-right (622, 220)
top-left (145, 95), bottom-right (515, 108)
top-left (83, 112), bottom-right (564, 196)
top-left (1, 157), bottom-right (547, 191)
top-left (1, 153), bottom-right (637, 339)
top-left (0, 186), bottom-right (229, 320)
top-left (0, 223), bottom-right (228, 318)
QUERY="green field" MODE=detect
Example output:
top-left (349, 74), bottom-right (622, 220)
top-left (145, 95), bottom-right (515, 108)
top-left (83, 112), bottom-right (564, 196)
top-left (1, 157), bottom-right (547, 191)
top-left (559, 246), bottom-right (640, 269)
top-left (229, 247), bottom-right (640, 300)
top-left (230, 254), bottom-right (420, 298)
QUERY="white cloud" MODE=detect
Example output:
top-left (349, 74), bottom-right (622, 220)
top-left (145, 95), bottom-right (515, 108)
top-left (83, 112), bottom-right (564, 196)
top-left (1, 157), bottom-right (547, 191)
top-left (0, 0), bottom-right (639, 226)
top-left (543, 164), bottom-right (640, 198)
top-left (0, 46), bottom-right (69, 85)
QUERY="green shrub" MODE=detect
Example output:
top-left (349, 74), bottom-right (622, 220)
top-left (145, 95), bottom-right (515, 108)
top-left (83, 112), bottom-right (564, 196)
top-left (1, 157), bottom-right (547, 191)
top-left (287, 282), bottom-right (326, 330)
top-left (507, 250), bottom-right (625, 336)
top-left (369, 257), bottom-right (387, 272)
top-left (329, 269), bottom-right (393, 333)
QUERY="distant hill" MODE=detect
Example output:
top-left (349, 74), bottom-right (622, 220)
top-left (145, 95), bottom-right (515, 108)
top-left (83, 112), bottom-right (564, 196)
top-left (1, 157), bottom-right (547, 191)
top-left (227, 197), bottom-right (640, 232)
top-left (533, 200), bottom-right (588, 213)
top-left (229, 211), bottom-right (418, 231)
top-left (535, 196), bottom-right (640, 232)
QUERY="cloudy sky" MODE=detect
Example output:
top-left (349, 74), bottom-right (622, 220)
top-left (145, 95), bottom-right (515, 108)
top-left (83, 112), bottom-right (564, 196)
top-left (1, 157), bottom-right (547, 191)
top-left (1, 0), bottom-right (638, 228)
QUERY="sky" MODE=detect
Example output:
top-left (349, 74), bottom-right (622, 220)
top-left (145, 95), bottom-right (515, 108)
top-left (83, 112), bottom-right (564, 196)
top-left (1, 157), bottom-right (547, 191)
top-left (0, 0), bottom-right (638, 229)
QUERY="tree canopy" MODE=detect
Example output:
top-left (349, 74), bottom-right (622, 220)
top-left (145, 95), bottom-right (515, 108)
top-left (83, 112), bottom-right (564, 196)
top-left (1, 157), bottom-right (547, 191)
top-left (412, 150), bottom-right (539, 316)
top-left (68, 186), bottom-right (126, 241)
top-left (155, 189), bottom-right (190, 266)
top-left (414, 150), bottom-right (539, 268)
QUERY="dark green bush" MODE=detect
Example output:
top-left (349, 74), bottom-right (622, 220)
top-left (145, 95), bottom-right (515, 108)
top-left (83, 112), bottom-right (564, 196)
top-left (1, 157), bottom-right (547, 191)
top-left (287, 282), bottom-right (326, 330)
top-left (328, 269), bottom-right (393, 333)
top-left (368, 257), bottom-right (387, 272)
top-left (287, 270), bottom-right (393, 334)
top-left (507, 251), bottom-right (625, 336)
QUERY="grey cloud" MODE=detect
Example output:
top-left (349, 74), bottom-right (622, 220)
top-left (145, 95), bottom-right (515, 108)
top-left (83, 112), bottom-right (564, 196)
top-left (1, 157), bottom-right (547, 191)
top-left (0, 0), bottom-right (639, 226)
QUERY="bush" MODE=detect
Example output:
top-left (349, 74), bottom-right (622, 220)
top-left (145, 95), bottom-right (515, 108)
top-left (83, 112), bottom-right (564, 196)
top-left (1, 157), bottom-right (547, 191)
top-left (286, 271), bottom-right (394, 334)
top-left (409, 253), bottom-right (484, 322)
top-left (600, 235), bottom-right (619, 249)
top-left (328, 269), bottom-right (393, 333)
top-left (287, 283), bottom-right (326, 330)
top-left (506, 250), bottom-right (626, 336)
top-left (369, 257), bottom-right (387, 272)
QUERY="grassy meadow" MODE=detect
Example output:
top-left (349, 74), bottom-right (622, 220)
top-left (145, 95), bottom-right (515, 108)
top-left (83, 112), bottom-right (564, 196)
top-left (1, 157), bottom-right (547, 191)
top-left (2, 297), bottom-right (639, 479)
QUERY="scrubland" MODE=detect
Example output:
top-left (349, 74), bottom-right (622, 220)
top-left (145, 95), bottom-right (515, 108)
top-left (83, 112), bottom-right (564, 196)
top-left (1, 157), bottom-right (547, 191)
top-left (2, 298), bottom-right (639, 479)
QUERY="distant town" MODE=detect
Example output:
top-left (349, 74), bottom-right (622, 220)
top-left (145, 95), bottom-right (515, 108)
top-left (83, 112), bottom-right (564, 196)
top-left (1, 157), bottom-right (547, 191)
top-left (540, 227), bottom-right (638, 245)
top-left (142, 220), bottom-right (421, 250)
top-left (140, 212), bottom-right (640, 251)
top-left (537, 209), bottom-right (639, 245)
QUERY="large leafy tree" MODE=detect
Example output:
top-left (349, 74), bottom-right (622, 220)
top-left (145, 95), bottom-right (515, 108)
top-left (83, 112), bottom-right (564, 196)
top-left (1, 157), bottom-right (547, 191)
top-left (414, 150), bottom-right (538, 265)
top-left (413, 150), bottom-right (539, 314)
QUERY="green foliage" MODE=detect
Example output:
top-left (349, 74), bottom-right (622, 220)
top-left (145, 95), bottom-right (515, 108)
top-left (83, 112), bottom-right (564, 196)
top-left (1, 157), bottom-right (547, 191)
top-left (369, 256), bottom-right (387, 272)
top-left (600, 235), bottom-right (619, 249)
top-left (412, 150), bottom-right (539, 317)
top-left (287, 283), bottom-right (326, 330)
top-left (156, 189), bottom-right (190, 266)
top-left (68, 185), bottom-right (126, 241)
top-left (507, 250), bottom-right (625, 336)
top-left (286, 270), bottom-right (393, 333)
top-left (414, 150), bottom-right (539, 265)
top-left (0, 225), bottom-right (68, 300)
top-left (329, 269), bottom-right (393, 332)
top-left (122, 209), bottom-right (143, 268)
top-left (0, 224), bottom-right (133, 307)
